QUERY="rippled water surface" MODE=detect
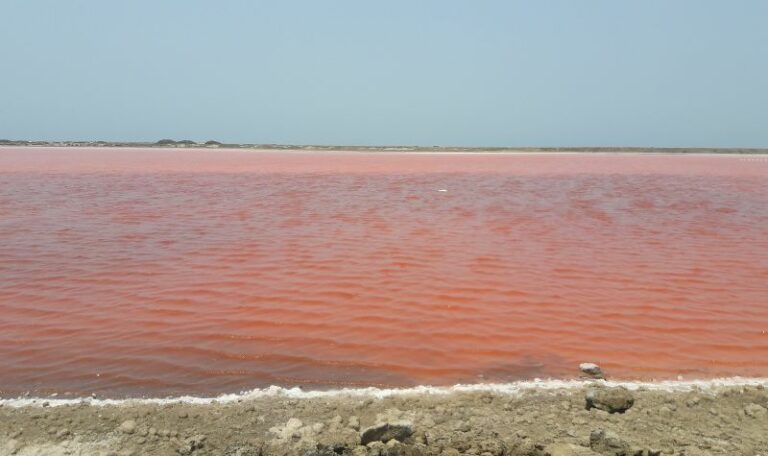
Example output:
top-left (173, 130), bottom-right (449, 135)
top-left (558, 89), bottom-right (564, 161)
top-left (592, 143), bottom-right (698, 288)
top-left (1, 148), bottom-right (767, 397)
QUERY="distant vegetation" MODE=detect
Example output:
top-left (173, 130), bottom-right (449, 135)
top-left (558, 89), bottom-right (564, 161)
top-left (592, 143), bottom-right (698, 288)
top-left (154, 139), bottom-right (199, 146)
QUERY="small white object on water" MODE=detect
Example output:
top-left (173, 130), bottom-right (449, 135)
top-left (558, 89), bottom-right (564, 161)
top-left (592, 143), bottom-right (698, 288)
top-left (437, 189), bottom-right (448, 192)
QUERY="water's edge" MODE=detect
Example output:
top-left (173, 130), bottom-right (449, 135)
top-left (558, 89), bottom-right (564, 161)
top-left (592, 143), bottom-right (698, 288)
top-left (3, 377), bottom-right (767, 408)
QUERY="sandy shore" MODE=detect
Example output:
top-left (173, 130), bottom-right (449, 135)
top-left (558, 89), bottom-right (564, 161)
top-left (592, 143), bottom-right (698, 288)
top-left (1, 382), bottom-right (766, 456)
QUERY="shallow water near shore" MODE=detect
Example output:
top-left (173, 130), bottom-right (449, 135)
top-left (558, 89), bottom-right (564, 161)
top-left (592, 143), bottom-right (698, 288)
top-left (1, 148), bottom-right (767, 398)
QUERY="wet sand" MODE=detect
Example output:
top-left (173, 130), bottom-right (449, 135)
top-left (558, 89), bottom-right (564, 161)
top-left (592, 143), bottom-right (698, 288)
top-left (1, 382), bottom-right (767, 456)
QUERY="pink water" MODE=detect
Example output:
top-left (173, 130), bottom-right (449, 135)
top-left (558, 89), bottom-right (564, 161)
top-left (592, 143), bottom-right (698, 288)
top-left (1, 148), bottom-right (767, 397)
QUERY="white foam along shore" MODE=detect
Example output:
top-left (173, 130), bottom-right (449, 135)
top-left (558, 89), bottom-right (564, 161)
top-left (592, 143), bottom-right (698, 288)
top-left (3, 377), bottom-right (768, 408)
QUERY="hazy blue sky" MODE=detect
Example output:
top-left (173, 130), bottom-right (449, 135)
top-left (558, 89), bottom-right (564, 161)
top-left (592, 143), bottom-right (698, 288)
top-left (1, 1), bottom-right (766, 147)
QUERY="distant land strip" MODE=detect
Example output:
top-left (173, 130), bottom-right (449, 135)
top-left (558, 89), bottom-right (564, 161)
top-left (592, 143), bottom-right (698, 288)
top-left (1, 139), bottom-right (767, 154)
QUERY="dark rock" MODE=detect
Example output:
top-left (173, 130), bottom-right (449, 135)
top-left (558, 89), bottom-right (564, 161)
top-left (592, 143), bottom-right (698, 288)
top-left (302, 443), bottom-right (352, 456)
top-left (360, 422), bottom-right (414, 445)
top-left (585, 387), bottom-right (634, 413)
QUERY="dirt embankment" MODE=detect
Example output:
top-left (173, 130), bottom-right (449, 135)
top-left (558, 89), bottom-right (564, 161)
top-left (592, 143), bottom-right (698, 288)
top-left (1, 384), bottom-right (767, 456)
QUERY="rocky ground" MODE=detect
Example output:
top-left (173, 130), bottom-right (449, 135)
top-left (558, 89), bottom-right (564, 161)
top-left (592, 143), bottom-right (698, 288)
top-left (1, 383), bottom-right (766, 456)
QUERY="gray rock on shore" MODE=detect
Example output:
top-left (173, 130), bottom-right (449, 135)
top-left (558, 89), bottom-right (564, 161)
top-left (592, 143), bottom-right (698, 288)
top-left (585, 386), bottom-right (634, 414)
top-left (360, 421), bottom-right (414, 445)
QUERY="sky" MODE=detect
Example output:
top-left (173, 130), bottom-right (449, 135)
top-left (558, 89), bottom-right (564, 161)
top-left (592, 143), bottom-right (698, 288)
top-left (1, 1), bottom-right (767, 147)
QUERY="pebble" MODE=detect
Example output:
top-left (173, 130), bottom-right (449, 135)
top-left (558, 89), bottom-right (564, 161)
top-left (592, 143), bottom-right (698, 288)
top-left (686, 396), bottom-right (701, 407)
top-left (579, 363), bottom-right (605, 380)
top-left (744, 403), bottom-right (767, 418)
top-left (5, 439), bottom-right (21, 455)
top-left (589, 429), bottom-right (630, 454)
top-left (119, 419), bottom-right (137, 434)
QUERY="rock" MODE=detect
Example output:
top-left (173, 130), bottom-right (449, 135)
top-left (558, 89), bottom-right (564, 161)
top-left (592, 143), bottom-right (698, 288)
top-left (589, 429), bottom-right (631, 455)
top-left (303, 442), bottom-right (352, 456)
top-left (579, 363), bottom-right (605, 380)
top-left (385, 439), bottom-right (407, 456)
top-left (270, 417), bottom-right (309, 442)
top-left (287, 418), bottom-right (304, 430)
top-left (476, 439), bottom-right (506, 456)
top-left (508, 440), bottom-right (549, 456)
top-left (119, 419), bottom-right (137, 434)
top-left (585, 387), bottom-right (634, 413)
top-left (685, 396), bottom-right (701, 407)
top-left (361, 422), bottom-right (414, 445)
top-left (222, 444), bottom-right (263, 456)
top-left (739, 444), bottom-right (757, 456)
top-left (744, 403), bottom-right (767, 418)
top-left (547, 443), bottom-right (601, 456)
top-left (5, 439), bottom-right (21, 455)
top-left (56, 428), bottom-right (71, 438)
top-left (367, 441), bottom-right (387, 456)
top-left (349, 416), bottom-right (361, 431)
top-left (177, 434), bottom-right (206, 455)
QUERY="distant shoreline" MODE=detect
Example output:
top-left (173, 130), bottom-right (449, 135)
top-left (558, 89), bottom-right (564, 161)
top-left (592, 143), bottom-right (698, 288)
top-left (1, 139), bottom-right (767, 154)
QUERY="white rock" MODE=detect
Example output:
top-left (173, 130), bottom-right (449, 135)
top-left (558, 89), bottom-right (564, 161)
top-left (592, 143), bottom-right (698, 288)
top-left (579, 363), bottom-right (605, 379)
